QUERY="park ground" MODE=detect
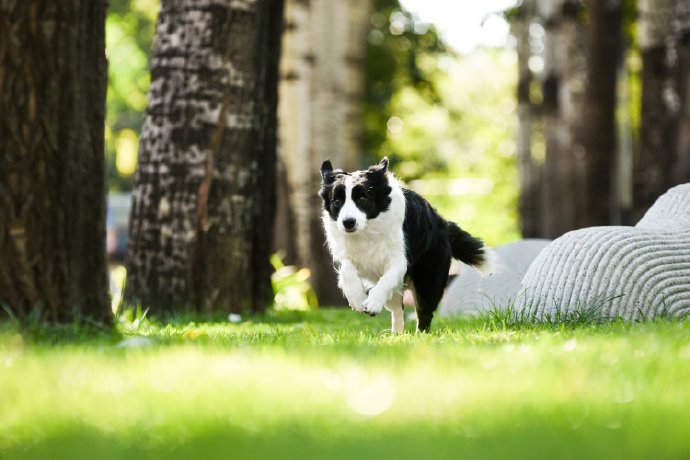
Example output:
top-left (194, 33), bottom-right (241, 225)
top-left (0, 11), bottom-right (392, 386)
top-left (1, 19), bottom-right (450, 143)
top-left (1, 308), bottom-right (690, 459)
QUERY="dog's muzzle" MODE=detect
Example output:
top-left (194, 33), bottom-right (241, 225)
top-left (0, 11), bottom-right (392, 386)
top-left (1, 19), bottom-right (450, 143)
top-left (342, 218), bottom-right (357, 232)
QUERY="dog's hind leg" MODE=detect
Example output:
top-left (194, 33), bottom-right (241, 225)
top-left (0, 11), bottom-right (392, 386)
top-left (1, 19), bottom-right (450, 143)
top-left (384, 292), bottom-right (404, 334)
top-left (410, 261), bottom-right (450, 333)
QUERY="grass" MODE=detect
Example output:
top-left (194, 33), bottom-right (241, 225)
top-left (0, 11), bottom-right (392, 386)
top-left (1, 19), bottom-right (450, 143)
top-left (2, 308), bottom-right (690, 459)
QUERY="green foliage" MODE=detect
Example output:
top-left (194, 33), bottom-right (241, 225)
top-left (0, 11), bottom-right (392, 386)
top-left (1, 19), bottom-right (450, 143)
top-left (364, 2), bottom-right (519, 245)
top-left (3, 310), bottom-right (690, 459)
top-left (270, 253), bottom-right (318, 311)
top-left (363, 0), bottom-right (447, 164)
top-left (403, 50), bottom-right (520, 245)
top-left (106, 0), bottom-right (159, 190)
top-left (115, 303), bottom-right (151, 334)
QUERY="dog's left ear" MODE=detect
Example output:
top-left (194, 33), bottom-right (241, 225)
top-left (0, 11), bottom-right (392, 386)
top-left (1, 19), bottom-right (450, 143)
top-left (368, 157), bottom-right (389, 175)
top-left (321, 160), bottom-right (335, 184)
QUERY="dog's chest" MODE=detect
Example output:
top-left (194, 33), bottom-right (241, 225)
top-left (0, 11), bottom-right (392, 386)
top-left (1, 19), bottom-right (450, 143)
top-left (342, 229), bottom-right (405, 281)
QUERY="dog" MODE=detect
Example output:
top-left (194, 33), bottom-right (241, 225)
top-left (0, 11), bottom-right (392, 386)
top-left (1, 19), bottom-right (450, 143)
top-left (319, 157), bottom-right (491, 333)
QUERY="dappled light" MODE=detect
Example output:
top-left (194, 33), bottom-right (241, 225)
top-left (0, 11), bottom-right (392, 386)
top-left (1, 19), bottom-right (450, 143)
top-left (115, 129), bottom-right (139, 176)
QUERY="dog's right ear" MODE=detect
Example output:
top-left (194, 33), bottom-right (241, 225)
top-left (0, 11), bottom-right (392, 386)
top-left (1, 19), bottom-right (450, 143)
top-left (321, 160), bottom-right (335, 184)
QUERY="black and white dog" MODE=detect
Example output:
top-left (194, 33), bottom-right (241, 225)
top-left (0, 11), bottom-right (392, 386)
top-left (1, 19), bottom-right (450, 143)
top-left (320, 157), bottom-right (491, 333)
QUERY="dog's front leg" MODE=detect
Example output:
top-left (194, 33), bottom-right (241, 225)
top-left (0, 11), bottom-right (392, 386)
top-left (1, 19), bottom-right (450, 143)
top-left (338, 259), bottom-right (367, 312)
top-left (362, 256), bottom-right (407, 317)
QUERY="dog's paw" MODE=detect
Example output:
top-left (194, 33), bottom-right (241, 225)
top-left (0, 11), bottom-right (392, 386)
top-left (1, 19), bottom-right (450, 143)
top-left (362, 292), bottom-right (386, 317)
top-left (350, 302), bottom-right (365, 313)
top-left (345, 292), bottom-right (367, 313)
top-left (341, 280), bottom-right (367, 313)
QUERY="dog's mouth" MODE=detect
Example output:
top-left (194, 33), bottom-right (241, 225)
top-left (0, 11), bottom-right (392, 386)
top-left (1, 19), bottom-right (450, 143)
top-left (343, 227), bottom-right (358, 234)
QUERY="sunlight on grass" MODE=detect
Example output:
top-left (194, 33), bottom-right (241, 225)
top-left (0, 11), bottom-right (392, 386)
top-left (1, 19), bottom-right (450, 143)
top-left (1, 310), bottom-right (690, 459)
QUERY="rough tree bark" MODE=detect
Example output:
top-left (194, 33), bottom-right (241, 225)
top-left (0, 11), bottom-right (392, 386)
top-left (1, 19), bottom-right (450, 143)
top-left (0, 1), bottom-right (110, 323)
top-left (579, 0), bottom-right (622, 227)
top-left (125, 0), bottom-right (284, 314)
top-left (278, 0), bottom-right (370, 305)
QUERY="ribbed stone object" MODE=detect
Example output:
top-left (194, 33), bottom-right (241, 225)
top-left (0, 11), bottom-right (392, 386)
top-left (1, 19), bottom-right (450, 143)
top-left (439, 239), bottom-right (551, 316)
top-left (519, 183), bottom-right (690, 320)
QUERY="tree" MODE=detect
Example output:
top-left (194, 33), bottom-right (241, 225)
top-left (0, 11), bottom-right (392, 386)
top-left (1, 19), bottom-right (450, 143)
top-left (676, 2), bottom-right (690, 185)
top-left (512, 0), bottom-right (542, 238)
top-left (511, 0), bottom-right (640, 235)
top-left (636, 0), bottom-right (677, 220)
top-left (578, 0), bottom-right (622, 227)
top-left (0, 1), bottom-right (110, 323)
top-left (510, 0), bottom-right (588, 238)
top-left (278, 0), bottom-right (370, 305)
top-left (125, 0), bottom-right (285, 314)
top-left (538, 0), bottom-right (586, 238)
top-left (635, 0), bottom-right (690, 220)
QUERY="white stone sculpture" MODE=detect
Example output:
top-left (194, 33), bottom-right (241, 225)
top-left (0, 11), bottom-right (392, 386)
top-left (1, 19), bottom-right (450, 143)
top-left (519, 183), bottom-right (690, 320)
top-left (439, 239), bottom-right (551, 316)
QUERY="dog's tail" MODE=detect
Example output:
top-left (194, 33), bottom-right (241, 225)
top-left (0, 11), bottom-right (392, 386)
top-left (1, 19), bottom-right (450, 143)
top-left (447, 222), bottom-right (493, 276)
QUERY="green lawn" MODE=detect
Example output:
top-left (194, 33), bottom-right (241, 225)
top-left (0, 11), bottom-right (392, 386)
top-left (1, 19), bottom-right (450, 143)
top-left (1, 308), bottom-right (690, 459)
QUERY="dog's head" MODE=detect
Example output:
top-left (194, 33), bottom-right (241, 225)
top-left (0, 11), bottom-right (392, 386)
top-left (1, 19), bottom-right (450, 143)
top-left (319, 157), bottom-right (393, 234)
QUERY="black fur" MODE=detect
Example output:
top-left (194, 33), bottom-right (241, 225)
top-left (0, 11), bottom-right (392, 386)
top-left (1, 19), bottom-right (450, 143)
top-left (447, 222), bottom-right (486, 266)
top-left (401, 189), bottom-right (485, 331)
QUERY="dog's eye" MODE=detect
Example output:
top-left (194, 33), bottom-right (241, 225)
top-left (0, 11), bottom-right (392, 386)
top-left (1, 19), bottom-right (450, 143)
top-left (357, 196), bottom-right (367, 205)
top-left (332, 200), bottom-right (341, 207)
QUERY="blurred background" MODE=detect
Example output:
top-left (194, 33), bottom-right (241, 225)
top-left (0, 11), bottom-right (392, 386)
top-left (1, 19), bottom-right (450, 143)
top-left (106, 0), bottom-right (690, 307)
top-left (4, 2), bottom-right (690, 453)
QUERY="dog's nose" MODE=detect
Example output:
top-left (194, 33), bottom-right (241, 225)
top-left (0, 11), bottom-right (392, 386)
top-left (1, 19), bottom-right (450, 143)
top-left (342, 218), bottom-right (356, 230)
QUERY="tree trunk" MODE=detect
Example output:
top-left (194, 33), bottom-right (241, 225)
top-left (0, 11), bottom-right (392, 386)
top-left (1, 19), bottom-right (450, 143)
top-left (0, 1), bottom-right (110, 323)
top-left (539, 0), bottom-right (575, 238)
top-left (125, 0), bottom-right (284, 314)
top-left (615, 60), bottom-right (635, 225)
top-left (635, 0), bottom-right (678, 221)
top-left (579, 0), bottom-right (622, 227)
top-left (278, 0), bottom-right (370, 305)
top-left (634, 0), bottom-right (690, 220)
top-left (561, 0), bottom-right (589, 229)
top-left (272, 156), bottom-right (297, 263)
top-left (277, 0), bottom-right (313, 272)
top-left (513, 0), bottom-right (542, 238)
top-left (676, 1), bottom-right (690, 185)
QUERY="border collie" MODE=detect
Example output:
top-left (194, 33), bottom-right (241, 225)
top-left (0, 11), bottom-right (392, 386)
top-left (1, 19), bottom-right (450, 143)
top-left (319, 157), bottom-right (491, 333)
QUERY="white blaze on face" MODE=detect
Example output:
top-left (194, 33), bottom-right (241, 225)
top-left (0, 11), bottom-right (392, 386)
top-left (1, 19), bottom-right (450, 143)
top-left (337, 175), bottom-right (368, 233)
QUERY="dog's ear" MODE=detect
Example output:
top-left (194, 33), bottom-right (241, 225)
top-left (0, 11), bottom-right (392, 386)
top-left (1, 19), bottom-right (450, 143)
top-left (378, 157), bottom-right (389, 172)
top-left (367, 157), bottom-right (389, 176)
top-left (319, 160), bottom-right (335, 202)
top-left (321, 160), bottom-right (335, 184)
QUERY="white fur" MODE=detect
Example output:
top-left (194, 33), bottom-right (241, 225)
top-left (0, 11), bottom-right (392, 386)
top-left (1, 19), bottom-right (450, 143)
top-left (337, 259), bottom-right (367, 312)
top-left (323, 174), bottom-right (407, 332)
top-left (475, 246), bottom-right (497, 276)
top-left (384, 292), bottom-right (405, 333)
